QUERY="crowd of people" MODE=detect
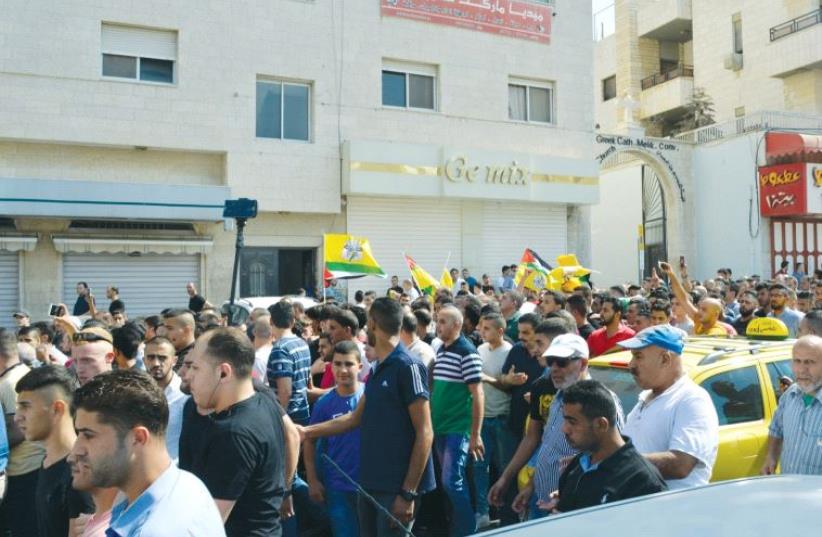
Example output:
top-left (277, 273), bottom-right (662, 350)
top-left (0, 257), bottom-right (820, 537)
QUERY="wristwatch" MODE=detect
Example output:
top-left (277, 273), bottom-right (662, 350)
top-left (399, 489), bottom-right (419, 502)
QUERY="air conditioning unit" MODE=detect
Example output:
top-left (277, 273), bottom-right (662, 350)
top-left (723, 52), bottom-right (744, 71)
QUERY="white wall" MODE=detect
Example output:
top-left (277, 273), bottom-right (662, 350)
top-left (692, 132), bottom-right (770, 278)
top-left (591, 164), bottom-right (644, 286)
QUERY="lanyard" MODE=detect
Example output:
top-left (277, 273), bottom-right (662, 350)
top-left (0, 362), bottom-right (23, 380)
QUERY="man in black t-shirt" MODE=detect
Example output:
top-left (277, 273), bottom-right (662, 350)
top-left (187, 282), bottom-right (207, 314)
top-left (183, 327), bottom-right (289, 537)
top-left (14, 366), bottom-right (94, 537)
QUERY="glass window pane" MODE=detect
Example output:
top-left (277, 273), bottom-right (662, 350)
top-left (508, 84), bottom-right (527, 120)
top-left (256, 81), bottom-right (282, 139)
top-left (283, 84), bottom-right (310, 141)
top-left (528, 86), bottom-right (552, 123)
top-left (139, 58), bottom-right (174, 83)
top-left (408, 74), bottom-right (434, 109)
top-left (382, 71), bottom-right (406, 107)
top-left (102, 54), bottom-right (137, 79)
top-left (603, 76), bottom-right (616, 101)
top-left (701, 366), bottom-right (764, 426)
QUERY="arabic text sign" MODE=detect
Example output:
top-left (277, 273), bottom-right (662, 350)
top-left (381, 0), bottom-right (552, 44)
top-left (758, 163), bottom-right (807, 217)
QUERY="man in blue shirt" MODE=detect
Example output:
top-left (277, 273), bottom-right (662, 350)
top-left (70, 369), bottom-right (224, 537)
top-left (304, 341), bottom-right (365, 537)
top-left (267, 301), bottom-right (312, 425)
top-left (300, 298), bottom-right (435, 537)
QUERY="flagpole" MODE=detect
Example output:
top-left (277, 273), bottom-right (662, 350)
top-left (322, 233), bottom-right (327, 303)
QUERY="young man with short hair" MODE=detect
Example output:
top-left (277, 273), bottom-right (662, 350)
top-left (586, 297), bottom-right (635, 357)
top-left (71, 369), bottom-right (225, 536)
top-left (14, 366), bottom-right (94, 537)
top-left (732, 291), bottom-right (758, 336)
top-left (768, 284), bottom-right (804, 338)
top-left (499, 313), bottom-right (544, 443)
top-left (144, 336), bottom-right (187, 462)
top-left (111, 322), bottom-right (145, 371)
top-left (649, 300), bottom-right (672, 326)
top-left (267, 301), bottom-right (312, 425)
top-left (545, 380), bottom-right (666, 514)
top-left (400, 313), bottom-right (435, 368)
top-left (304, 341), bottom-right (364, 537)
top-left (184, 328), bottom-right (288, 536)
top-left (163, 309), bottom-right (197, 371)
top-left (566, 295), bottom-right (594, 339)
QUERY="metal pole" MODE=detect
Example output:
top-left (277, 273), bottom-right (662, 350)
top-left (229, 218), bottom-right (247, 305)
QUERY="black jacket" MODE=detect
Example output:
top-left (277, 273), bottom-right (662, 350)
top-left (556, 438), bottom-right (667, 513)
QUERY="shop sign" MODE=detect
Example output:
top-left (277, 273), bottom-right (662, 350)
top-left (444, 155), bottom-right (529, 186)
top-left (804, 165), bottom-right (822, 214)
top-left (380, 0), bottom-right (552, 44)
top-left (758, 163), bottom-right (807, 217)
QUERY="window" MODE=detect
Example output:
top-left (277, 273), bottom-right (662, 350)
top-left (101, 24), bottom-right (176, 84)
top-left (256, 80), bottom-right (311, 141)
top-left (602, 75), bottom-right (617, 102)
top-left (702, 366), bottom-right (764, 426)
top-left (508, 79), bottom-right (554, 123)
top-left (732, 13), bottom-right (743, 54)
top-left (766, 359), bottom-right (793, 402)
top-left (381, 63), bottom-right (436, 110)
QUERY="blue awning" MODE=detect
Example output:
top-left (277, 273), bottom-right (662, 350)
top-left (0, 177), bottom-right (230, 221)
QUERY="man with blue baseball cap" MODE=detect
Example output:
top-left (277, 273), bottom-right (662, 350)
top-left (618, 325), bottom-right (719, 489)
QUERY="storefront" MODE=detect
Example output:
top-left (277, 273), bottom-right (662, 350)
top-left (343, 140), bottom-right (598, 295)
top-left (0, 236), bottom-right (36, 328)
top-left (759, 132), bottom-right (822, 276)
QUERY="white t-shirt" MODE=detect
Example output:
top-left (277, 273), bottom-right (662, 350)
top-left (407, 338), bottom-right (435, 368)
top-left (623, 374), bottom-right (719, 489)
top-left (478, 341), bottom-right (513, 418)
top-left (253, 343), bottom-right (273, 383)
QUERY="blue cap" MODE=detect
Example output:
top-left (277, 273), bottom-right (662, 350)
top-left (617, 325), bottom-right (686, 355)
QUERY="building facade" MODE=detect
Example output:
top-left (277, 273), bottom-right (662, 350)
top-left (592, 0), bottom-right (822, 285)
top-left (0, 0), bottom-right (597, 325)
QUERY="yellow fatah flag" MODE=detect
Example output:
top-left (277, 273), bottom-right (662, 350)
top-left (440, 268), bottom-right (454, 290)
top-left (404, 255), bottom-right (439, 297)
top-left (324, 234), bottom-right (386, 279)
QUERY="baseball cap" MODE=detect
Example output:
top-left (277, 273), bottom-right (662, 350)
top-left (618, 325), bottom-right (686, 355)
top-left (12, 310), bottom-right (29, 318)
top-left (543, 334), bottom-right (590, 359)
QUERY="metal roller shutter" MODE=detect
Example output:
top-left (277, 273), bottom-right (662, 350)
top-left (347, 197), bottom-right (463, 296)
top-left (479, 201), bottom-right (567, 278)
top-left (0, 252), bottom-right (19, 328)
top-left (62, 253), bottom-right (199, 318)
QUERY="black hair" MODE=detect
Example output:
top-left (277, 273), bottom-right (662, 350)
top-left (480, 303), bottom-right (500, 316)
top-left (17, 325), bottom-right (40, 339)
top-left (410, 297), bottom-right (432, 312)
top-left (162, 309), bottom-right (195, 328)
top-left (769, 283), bottom-right (789, 293)
top-left (518, 312), bottom-right (542, 329)
top-left (544, 290), bottom-right (567, 308)
top-left (354, 290), bottom-right (364, 303)
top-left (333, 340), bottom-right (361, 361)
top-left (144, 315), bottom-right (161, 330)
top-left (330, 309), bottom-right (359, 336)
top-left (72, 369), bottom-right (168, 437)
top-left (32, 321), bottom-right (55, 343)
top-left (535, 318), bottom-right (571, 340)
top-left (802, 309), bottom-right (822, 336)
top-left (461, 298), bottom-right (482, 328)
top-left (609, 285), bottom-right (626, 297)
top-left (77, 281), bottom-right (89, 289)
top-left (601, 296), bottom-right (624, 316)
top-left (566, 294), bottom-right (587, 317)
top-left (650, 299), bottom-right (672, 316)
top-left (268, 300), bottom-right (295, 329)
top-left (16, 365), bottom-right (78, 398)
top-left (755, 283), bottom-right (770, 292)
top-left (401, 313), bottom-right (418, 334)
top-left (798, 290), bottom-right (813, 300)
top-left (562, 379), bottom-right (618, 427)
top-left (343, 304), bottom-right (367, 333)
top-left (203, 327), bottom-right (255, 379)
top-left (413, 308), bottom-right (432, 328)
top-left (368, 297), bottom-right (403, 336)
top-left (111, 322), bottom-right (145, 360)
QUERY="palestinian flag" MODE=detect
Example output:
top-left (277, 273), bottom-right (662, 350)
top-left (324, 234), bottom-right (386, 279)
top-left (404, 255), bottom-right (439, 297)
top-left (514, 248), bottom-right (552, 291)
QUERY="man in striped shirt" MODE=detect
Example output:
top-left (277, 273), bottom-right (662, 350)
top-left (763, 335), bottom-right (822, 476)
top-left (267, 301), bottom-right (311, 425)
top-left (431, 306), bottom-right (484, 537)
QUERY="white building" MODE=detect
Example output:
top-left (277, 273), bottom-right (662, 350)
top-left (592, 0), bottom-right (822, 285)
top-left (0, 0), bottom-right (598, 325)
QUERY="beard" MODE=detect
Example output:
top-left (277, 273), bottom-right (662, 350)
top-left (78, 438), bottom-right (131, 489)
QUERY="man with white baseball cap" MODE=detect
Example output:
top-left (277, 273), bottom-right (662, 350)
top-left (618, 325), bottom-right (719, 489)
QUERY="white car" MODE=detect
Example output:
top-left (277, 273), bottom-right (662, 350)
top-left (223, 296), bottom-right (319, 314)
top-left (477, 475), bottom-right (822, 536)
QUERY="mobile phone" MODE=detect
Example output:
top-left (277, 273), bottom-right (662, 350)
top-left (48, 304), bottom-right (61, 316)
top-left (679, 256), bottom-right (686, 268)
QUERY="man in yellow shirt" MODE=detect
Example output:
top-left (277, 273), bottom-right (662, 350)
top-left (661, 263), bottom-right (731, 337)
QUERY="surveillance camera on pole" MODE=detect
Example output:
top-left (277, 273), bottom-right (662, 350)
top-left (223, 198), bottom-right (258, 326)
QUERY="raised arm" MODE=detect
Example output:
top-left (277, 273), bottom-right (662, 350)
top-left (661, 262), bottom-right (698, 320)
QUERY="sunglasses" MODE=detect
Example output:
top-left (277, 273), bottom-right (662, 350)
top-left (72, 332), bottom-right (111, 344)
top-left (546, 356), bottom-right (581, 368)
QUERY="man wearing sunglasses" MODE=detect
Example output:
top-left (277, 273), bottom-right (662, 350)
top-left (71, 327), bottom-right (114, 386)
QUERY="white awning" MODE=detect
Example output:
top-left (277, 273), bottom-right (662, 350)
top-left (0, 235), bottom-right (38, 253)
top-left (52, 237), bottom-right (213, 255)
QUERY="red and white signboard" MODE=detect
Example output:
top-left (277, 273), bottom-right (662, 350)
top-left (758, 163), bottom-right (822, 217)
top-left (380, 0), bottom-right (552, 44)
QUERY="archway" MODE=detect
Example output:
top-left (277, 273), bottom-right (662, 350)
top-left (591, 133), bottom-right (693, 286)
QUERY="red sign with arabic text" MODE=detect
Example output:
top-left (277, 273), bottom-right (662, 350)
top-left (759, 163), bottom-right (807, 217)
top-left (381, 0), bottom-right (552, 44)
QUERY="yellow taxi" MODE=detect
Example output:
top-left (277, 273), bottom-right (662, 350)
top-left (588, 327), bottom-right (795, 481)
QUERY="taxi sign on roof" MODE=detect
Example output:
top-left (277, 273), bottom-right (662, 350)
top-left (746, 318), bottom-right (789, 340)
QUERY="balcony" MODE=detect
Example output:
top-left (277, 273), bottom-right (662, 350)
top-left (637, 0), bottom-right (693, 42)
top-left (766, 9), bottom-right (822, 78)
top-left (640, 65), bottom-right (694, 119)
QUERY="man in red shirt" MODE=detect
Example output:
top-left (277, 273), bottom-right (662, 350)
top-left (587, 297), bottom-right (635, 357)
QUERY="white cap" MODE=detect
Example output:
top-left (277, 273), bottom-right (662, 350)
top-left (542, 333), bottom-right (590, 359)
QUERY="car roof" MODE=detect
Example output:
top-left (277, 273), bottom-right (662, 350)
top-left (589, 336), bottom-right (795, 371)
top-left (480, 475), bottom-right (822, 537)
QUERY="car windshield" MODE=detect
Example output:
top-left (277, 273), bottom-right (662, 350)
top-left (589, 365), bottom-right (642, 414)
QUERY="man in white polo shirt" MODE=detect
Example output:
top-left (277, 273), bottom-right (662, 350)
top-left (618, 325), bottom-right (719, 489)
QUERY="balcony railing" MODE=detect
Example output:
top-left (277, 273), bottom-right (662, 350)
top-left (770, 8), bottom-right (821, 41)
top-left (640, 64), bottom-right (694, 91)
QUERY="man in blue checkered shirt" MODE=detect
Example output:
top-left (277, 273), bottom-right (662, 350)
top-left (267, 301), bottom-right (312, 426)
